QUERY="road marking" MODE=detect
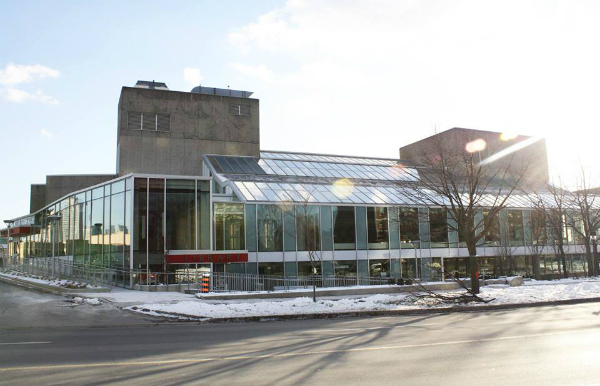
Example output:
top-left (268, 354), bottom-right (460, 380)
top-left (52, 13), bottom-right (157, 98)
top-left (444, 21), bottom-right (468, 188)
top-left (0, 326), bottom-right (597, 372)
top-left (0, 342), bottom-right (51, 346)
top-left (307, 323), bottom-right (440, 333)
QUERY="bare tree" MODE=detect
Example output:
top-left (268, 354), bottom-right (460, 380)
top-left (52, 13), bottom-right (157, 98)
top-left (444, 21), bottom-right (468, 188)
top-left (528, 181), bottom-right (569, 278)
top-left (525, 208), bottom-right (548, 280)
top-left (283, 190), bottom-right (322, 302)
top-left (403, 133), bottom-right (529, 294)
top-left (567, 167), bottom-right (600, 277)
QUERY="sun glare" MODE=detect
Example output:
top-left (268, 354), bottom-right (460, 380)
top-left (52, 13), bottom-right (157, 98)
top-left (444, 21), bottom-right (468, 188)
top-left (332, 178), bottom-right (354, 198)
top-left (465, 139), bottom-right (487, 153)
top-left (500, 132), bottom-right (518, 141)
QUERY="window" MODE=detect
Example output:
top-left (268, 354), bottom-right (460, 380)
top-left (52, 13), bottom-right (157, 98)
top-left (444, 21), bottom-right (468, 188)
top-left (258, 205), bottom-right (283, 252)
top-left (367, 207), bottom-right (388, 250)
top-left (333, 206), bottom-right (356, 250)
top-left (296, 205), bottom-right (320, 252)
top-left (483, 210), bottom-right (500, 246)
top-left (429, 208), bottom-right (449, 247)
top-left (400, 207), bottom-right (419, 248)
top-left (229, 104), bottom-right (251, 116)
top-left (214, 203), bottom-right (245, 251)
top-left (507, 210), bottom-right (524, 246)
top-left (166, 180), bottom-right (195, 250)
top-left (128, 112), bottom-right (171, 131)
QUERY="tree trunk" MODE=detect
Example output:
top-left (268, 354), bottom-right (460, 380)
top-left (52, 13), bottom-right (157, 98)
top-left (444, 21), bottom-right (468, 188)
top-left (560, 251), bottom-right (568, 279)
top-left (532, 255), bottom-right (541, 280)
top-left (584, 241), bottom-right (593, 277)
top-left (312, 274), bottom-right (316, 302)
top-left (467, 242), bottom-right (480, 294)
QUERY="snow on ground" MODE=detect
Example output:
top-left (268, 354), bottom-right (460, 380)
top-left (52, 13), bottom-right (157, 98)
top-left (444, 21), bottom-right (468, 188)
top-left (0, 270), bottom-right (100, 289)
top-left (125, 280), bottom-right (600, 319)
top-left (78, 286), bottom-right (195, 305)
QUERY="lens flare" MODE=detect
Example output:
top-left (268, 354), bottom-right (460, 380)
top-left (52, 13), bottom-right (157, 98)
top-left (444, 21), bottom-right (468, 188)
top-left (332, 178), bottom-right (354, 198)
top-left (465, 138), bottom-right (486, 153)
top-left (500, 132), bottom-right (518, 141)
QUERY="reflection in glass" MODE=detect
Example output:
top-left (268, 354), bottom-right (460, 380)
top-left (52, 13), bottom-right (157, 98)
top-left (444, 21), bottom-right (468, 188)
top-left (333, 206), bottom-right (356, 250)
top-left (214, 203), bottom-right (245, 250)
top-left (258, 205), bottom-right (283, 252)
top-left (166, 180), bottom-right (195, 250)
top-left (367, 207), bottom-right (388, 249)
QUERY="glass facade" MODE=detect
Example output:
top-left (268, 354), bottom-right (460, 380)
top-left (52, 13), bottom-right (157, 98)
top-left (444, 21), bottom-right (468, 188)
top-left (166, 180), bottom-right (195, 251)
top-left (333, 206), bottom-right (356, 250)
top-left (258, 204), bottom-right (283, 252)
top-left (214, 203), bottom-right (245, 251)
top-left (8, 165), bottom-right (595, 286)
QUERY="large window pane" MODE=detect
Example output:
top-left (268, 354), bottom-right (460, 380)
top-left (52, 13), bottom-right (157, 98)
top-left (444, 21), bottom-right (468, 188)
top-left (333, 206), bottom-right (356, 250)
top-left (148, 178), bottom-right (164, 271)
top-left (507, 210), bottom-right (524, 247)
top-left (296, 205), bottom-right (320, 252)
top-left (321, 206), bottom-right (333, 251)
top-left (483, 210), bottom-right (500, 246)
top-left (124, 189), bottom-right (131, 270)
top-left (166, 179), bottom-right (195, 250)
top-left (283, 207), bottom-right (296, 251)
top-left (90, 198), bottom-right (103, 266)
top-left (197, 181), bottom-right (211, 250)
top-left (400, 207), bottom-right (419, 248)
top-left (111, 192), bottom-right (125, 268)
top-left (102, 195), bottom-right (111, 267)
top-left (430, 208), bottom-right (449, 247)
top-left (335, 260), bottom-right (357, 276)
top-left (245, 204), bottom-right (257, 252)
top-left (133, 178), bottom-right (147, 270)
top-left (356, 206), bottom-right (367, 250)
top-left (258, 205), bottom-right (283, 252)
top-left (367, 207), bottom-right (388, 250)
top-left (389, 207), bottom-right (400, 249)
top-left (214, 203), bottom-right (245, 250)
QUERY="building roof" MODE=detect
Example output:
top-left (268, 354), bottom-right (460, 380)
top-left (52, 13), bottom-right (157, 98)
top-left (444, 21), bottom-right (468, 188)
top-left (203, 151), bottom-right (575, 209)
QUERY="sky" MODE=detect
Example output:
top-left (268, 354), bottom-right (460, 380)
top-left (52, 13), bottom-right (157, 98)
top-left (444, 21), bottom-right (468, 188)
top-left (1, 0), bottom-right (600, 223)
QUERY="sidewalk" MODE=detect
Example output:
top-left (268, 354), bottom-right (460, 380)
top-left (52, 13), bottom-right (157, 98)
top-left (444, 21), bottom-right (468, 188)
top-left (74, 277), bottom-right (600, 322)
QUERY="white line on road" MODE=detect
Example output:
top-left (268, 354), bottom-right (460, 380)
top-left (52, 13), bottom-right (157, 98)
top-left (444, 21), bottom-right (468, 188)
top-left (1, 326), bottom-right (598, 372)
top-left (307, 323), bottom-right (440, 333)
top-left (0, 342), bottom-right (51, 346)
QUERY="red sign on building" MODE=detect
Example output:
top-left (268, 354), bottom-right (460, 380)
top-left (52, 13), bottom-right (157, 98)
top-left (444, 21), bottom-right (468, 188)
top-left (166, 252), bottom-right (249, 264)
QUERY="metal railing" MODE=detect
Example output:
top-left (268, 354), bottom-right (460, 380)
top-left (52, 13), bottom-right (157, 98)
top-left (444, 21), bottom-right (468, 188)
top-left (1, 255), bottom-right (396, 293)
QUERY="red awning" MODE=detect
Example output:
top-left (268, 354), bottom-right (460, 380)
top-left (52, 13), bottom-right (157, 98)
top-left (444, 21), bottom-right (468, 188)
top-left (166, 252), bottom-right (249, 264)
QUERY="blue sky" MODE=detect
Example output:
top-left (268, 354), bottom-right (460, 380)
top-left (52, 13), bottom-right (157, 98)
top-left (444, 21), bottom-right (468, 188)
top-left (2, 0), bottom-right (600, 222)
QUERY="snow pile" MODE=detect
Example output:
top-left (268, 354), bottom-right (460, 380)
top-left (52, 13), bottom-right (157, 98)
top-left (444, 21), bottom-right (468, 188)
top-left (71, 297), bottom-right (102, 306)
top-left (0, 269), bottom-right (100, 289)
top-left (127, 280), bottom-right (600, 319)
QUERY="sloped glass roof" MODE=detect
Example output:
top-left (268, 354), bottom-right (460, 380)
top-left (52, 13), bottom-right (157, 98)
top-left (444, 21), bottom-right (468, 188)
top-left (260, 151), bottom-right (399, 166)
top-left (231, 180), bottom-right (567, 209)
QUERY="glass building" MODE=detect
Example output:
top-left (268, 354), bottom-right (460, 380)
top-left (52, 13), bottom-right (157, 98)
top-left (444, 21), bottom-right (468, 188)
top-left (4, 150), bottom-right (595, 286)
top-left (2, 83), bottom-right (595, 288)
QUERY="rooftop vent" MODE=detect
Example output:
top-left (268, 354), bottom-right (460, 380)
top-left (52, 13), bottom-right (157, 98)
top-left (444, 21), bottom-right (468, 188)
top-left (134, 80), bottom-right (169, 90)
top-left (191, 85), bottom-right (253, 98)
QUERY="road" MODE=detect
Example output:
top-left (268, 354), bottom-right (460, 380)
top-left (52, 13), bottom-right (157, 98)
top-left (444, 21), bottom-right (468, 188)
top-left (1, 282), bottom-right (600, 386)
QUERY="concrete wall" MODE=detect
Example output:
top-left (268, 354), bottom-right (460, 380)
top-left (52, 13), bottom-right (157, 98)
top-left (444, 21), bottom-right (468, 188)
top-left (117, 87), bottom-right (260, 176)
top-left (399, 127), bottom-right (549, 184)
top-left (30, 184), bottom-right (47, 213)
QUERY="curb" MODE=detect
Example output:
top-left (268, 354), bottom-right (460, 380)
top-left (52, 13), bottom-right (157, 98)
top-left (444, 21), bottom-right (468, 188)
top-left (0, 274), bottom-right (111, 295)
top-left (130, 296), bottom-right (600, 324)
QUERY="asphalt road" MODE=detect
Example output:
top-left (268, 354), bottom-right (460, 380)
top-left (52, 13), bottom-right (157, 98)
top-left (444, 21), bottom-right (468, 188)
top-left (1, 282), bottom-right (600, 386)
